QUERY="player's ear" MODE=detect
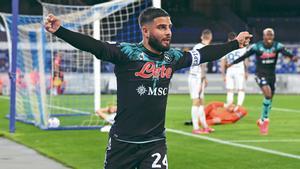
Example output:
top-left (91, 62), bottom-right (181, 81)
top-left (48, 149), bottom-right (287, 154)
top-left (141, 25), bottom-right (150, 38)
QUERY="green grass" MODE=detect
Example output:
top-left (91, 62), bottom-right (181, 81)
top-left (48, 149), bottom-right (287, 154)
top-left (1, 94), bottom-right (300, 169)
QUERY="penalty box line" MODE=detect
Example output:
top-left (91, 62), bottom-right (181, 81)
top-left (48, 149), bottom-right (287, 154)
top-left (166, 128), bottom-right (300, 160)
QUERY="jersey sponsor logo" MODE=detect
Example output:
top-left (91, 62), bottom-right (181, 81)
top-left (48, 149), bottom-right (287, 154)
top-left (189, 49), bottom-right (201, 66)
top-left (260, 52), bottom-right (276, 59)
top-left (262, 59), bottom-right (275, 64)
top-left (136, 85), bottom-right (168, 96)
top-left (136, 85), bottom-right (147, 96)
top-left (135, 62), bottom-right (172, 79)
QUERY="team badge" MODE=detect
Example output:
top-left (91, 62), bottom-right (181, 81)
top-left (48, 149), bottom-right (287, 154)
top-left (163, 53), bottom-right (173, 63)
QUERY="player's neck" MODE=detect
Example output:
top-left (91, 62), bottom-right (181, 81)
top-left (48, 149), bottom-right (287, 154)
top-left (263, 41), bottom-right (273, 47)
top-left (142, 41), bottom-right (162, 55)
top-left (201, 40), bottom-right (211, 45)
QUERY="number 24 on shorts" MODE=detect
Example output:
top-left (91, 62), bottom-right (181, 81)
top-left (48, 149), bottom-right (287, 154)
top-left (151, 153), bottom-right (168, 169)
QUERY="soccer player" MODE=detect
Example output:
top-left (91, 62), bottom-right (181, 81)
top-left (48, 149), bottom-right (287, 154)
top-left (45, 8), bottom-right (251, 169)
top-left (0, 76), bottom-right (3, 95)
top-left (221, 32), bottom-right (248, 111)
top-left (189, 29), bottom-right (213, 134)
top-left (96, 105), bottom-right (117, 132)
top-left (205, 102), bottom-right (248, 125)
top-left (228, 28), bottom-right (296, 135)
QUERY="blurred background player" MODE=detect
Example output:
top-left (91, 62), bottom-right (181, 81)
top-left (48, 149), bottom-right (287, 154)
top-left (188, 29), bottom-right (214, 134)
top-left (50, 53), bottom-right (66, 95)
top-left (205, 102), bottom-right (248, 126)
top-left (96, 105), bottom-right (117, 132)
top-left (221, 32), bottom-right (248, 111)
top-left (50, 71), bottom-right (66, 95)
top-left (0, 76), bottom-right (3, 95)
top-left (229, 28), bottom-right (297, 135)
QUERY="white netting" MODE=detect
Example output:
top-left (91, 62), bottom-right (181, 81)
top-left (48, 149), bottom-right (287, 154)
top-left (0, 14), bottom-right (48, 128)
top-left (1, 0), bottom-right (154, 129)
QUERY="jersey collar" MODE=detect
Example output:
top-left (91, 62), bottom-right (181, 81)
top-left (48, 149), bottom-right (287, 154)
top-left (139, 42), bottom-right (164, 61)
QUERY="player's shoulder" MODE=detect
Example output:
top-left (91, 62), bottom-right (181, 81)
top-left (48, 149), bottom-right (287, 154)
top-left (193, 43), bottom-right (205, 50)
top-left (250, 41), bottom-right (263, 50)
top-left (119, 42), bottom-right (144, 60)
top-left (273, 41), bottom-right (284, 49)
top-left (164, 47), bottom-right (184, 62)
top-left (238, 47), bottom-right (247, 53)
top-left (119, 42), bottom-right (140, 53)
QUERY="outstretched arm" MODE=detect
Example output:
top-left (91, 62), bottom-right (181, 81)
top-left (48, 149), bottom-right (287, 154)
top-left (175, 32), bottom-right (252, 70)
top-left (200, 32), bottom-right (252, 64)
top-left (278, 45), bottom-right (298, 62)
top-left (230, 48), bottom-right (254, 65)
top-left (96, 107), bottom-right (110, 120)
top-left (280, 48), bottom-right (293, 57)
top-left (44, 14), bottom-right (125, 64)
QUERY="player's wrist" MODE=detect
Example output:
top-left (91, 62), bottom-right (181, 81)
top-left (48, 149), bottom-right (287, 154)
top-left (53, 25), bottom-right (64, 36)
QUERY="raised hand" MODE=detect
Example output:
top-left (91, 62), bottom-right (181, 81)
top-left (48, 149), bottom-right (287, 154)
top-left (236, 32), bottom-right (253, 48)
top-left (44, 14), bottom-right (61, 33)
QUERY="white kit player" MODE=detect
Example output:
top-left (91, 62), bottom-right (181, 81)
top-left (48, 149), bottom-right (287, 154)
top-left (221, 32), bottom-right (248, 110)
top-left (96, 106), bottom-right (117, 132)
top-left (189, 29), bottom-right (214, 134)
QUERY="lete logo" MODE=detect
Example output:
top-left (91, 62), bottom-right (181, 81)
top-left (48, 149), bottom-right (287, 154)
top-left (135, 62), bottom-right (172, 79)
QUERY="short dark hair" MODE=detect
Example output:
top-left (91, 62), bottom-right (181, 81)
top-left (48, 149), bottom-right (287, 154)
top-left (227, 32), bottom-right (237, 41)
top-left (201, 29), bottom-right (212, 36)
top-left (138, 7), bottom-right (170, 27)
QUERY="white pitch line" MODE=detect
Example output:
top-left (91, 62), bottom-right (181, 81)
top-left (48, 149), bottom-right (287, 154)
top-left (229, 139), bottom-right (300, 143)
top-left (246, 106), bottom-right (300, 113)
top-left (166, 128), bottom-right (300, 160)
top-left (0, 95), bottom-right (90, 114)
top-left (272, 107), bottom-right (300, 113)
top-left (0, 96), bottom-right (9, 100)
top-left (47, 105), bottom-right (90, 114)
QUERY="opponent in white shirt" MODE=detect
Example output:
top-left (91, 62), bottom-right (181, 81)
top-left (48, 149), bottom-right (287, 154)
top-left (188, 29), bottom-right (214, 134)
top-left (221, 32), bottom-right (248, 110)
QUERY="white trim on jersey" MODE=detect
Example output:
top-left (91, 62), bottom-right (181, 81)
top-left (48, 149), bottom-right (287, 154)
top-left (188, 43), bottom-right (206, 99)
top-left (189, 49), bottom-right (201, 67)
top-left (189, 43), bottom-right (205, 73)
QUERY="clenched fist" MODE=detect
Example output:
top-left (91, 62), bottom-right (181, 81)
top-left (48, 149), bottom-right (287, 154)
top-left (44, 14), bottom-right (61, 33)
top-left (236, 31), bottom-right (252, 48)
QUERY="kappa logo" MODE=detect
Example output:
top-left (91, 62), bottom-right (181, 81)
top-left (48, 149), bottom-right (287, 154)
top-left (136, 85), bottom-right (168, 96)
top-left (138, 52), bottom-right (145, 60)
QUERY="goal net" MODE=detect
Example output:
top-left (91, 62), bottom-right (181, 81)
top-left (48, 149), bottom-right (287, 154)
top-left (1, 0), bottom-right (156, 130)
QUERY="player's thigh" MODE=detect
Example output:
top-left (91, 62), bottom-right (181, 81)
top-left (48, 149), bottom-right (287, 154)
top-left (255, 76), bottom-right (273, 98)
top-left (235, 74), bottom-right (245, 90)
top-left (226, 73), bottom-right (234, 90)
top-left (138, 140), bottom-right (168, 169)
top-left (188, 76), bottom-right (201, 99)
top-left (267, 76), bottom-right (276, 95)
top-left (199, 81), bottom-right (205, 99)
top-left (104, 138), bottom-right (138, 169)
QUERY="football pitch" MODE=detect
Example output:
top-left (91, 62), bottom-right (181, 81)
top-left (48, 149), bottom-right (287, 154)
top-left (0, 94), bottom-right (300, 169)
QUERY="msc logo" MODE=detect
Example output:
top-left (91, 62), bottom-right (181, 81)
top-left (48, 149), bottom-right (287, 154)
top-left (136, 85), bottom-right (168, 96)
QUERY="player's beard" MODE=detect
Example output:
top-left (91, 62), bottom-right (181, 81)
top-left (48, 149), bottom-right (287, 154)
top-left (149, 34), bottom-right (170, 52)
